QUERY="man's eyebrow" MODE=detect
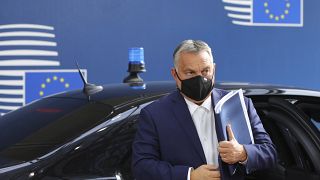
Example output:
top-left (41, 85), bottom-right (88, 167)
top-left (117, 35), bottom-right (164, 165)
top-left (201, 66), bottom-right (211, 71)
top-left (183, 67), bottom-right (196, 72)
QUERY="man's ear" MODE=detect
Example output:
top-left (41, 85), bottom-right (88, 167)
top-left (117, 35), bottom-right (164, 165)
top-left (171, 68), bottom-right (181, 88)
top-left (171, 68), bottom-right (177, 80)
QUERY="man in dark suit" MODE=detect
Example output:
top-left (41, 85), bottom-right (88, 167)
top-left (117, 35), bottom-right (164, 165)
top-left (132, 40), bottom-right (277, 180)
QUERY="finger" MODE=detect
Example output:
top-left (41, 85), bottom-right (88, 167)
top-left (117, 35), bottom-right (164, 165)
top-left (212, 170), bottom-right (220, 176)
top-left (221, 156), bottom-right (232, 164)
top-left (208, 169), bottom-right (220, 178)
top-left (204, 164), bottom-right (218, 170)
top-left (220, 150), bottom-right (228, 156)
top-left (220, 153), bottom-right (227, 159)
top-left (222, 155), bottom-right (237, 164)
top-left (220, 151), bottom-right (231, 158)
top-left (227, 124), bottom-right (235, 141)
top-left (218, 146), bottom-right (230, 153)
top-left (221, 156), bottom-right (229, 163)
top-left (219, 141), bottom-right (232, 148)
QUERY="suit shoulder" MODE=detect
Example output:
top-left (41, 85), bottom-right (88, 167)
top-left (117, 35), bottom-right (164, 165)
top-left (213, 88), bottom-right (229, 94)
top-left (212, 88), bottom-right (230, 97)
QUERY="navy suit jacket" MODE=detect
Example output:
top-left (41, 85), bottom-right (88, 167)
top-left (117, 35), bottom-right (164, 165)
top-left (132, 88), bottom-right (277, 180)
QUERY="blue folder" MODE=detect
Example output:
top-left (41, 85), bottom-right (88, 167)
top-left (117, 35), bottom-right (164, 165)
top-left (214, 89), bottom-right (254, 175)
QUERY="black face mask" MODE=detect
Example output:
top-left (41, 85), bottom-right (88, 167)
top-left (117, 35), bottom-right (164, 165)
top-left (175, 70), bottom-right (213, 101)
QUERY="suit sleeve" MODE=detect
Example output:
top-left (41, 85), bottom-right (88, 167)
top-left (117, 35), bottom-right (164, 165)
top-left (132, 108), bottom-right (189, 180)
top-left (242, 98), bottom-right (277, 173)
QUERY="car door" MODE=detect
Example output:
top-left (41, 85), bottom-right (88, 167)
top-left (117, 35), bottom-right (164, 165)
top-left (40, 95), bottom-right (161, 180)
top-left (247, 96), bottom-right (320, 180)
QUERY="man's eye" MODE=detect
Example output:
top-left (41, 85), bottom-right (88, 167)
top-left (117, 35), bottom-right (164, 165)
top-left (202, 69), bottom-right (209, 75)
top-left (186, 72), bottom-right (193, 76)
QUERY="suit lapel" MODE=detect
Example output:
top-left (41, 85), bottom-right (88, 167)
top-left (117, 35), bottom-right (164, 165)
top-left (170, 90), bottom-right (207, 164)
top-left (212, 89), bottom-right (224, 142)
top-left (211, 88), bottom-right (222, 108)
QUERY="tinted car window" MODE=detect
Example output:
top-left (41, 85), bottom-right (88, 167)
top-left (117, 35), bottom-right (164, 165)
top-left (308, 115), bottom-right (320, 131)
top-left (52, 101), bottom-right (153, 179)
top-left (0, 97), bottom-right (112, 168)
top-left (295, 102), bottom-right (320, 132)
top-left (311, 119), bottom-right (320, 130)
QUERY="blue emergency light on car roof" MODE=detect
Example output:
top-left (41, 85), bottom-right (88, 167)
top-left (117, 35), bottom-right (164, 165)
top-left (128, 47), bottom-right (144, 64)
top-left (123, 47), bottom-right (146, 83)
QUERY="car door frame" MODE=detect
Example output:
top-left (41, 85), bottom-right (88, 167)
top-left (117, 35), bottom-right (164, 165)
top-left (248, 95), bottom-right (320, 180)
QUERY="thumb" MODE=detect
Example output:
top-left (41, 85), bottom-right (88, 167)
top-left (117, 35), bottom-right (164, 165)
top-left (227, 124), bottom-right (235, 141)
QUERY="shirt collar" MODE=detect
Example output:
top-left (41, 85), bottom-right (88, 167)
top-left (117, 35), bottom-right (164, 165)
top-left (184, 94), bottom-right (212, 115)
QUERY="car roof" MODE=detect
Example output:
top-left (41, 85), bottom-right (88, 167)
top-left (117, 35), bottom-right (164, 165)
top-left (50, 81), bottom-right (320, 106)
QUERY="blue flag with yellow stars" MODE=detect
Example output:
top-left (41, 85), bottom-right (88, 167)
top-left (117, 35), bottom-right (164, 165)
top-left (25, 70), bottom-right (85, 103)
top-left (253, 0), bottom-right (302, 25)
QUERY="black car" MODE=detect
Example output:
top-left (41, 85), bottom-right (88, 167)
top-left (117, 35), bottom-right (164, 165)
top-left (0, 81), bottom-right (319, 180)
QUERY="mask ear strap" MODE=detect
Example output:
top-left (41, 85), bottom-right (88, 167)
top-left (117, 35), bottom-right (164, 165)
top-left (175, 69), bottom-right (183, 81)
top-left (175, 69), bottom-right (183, 92)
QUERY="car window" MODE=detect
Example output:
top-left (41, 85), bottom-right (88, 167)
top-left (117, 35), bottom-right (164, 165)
top-left (311, 119), bottom-right (320, 130)
top-left (0, 97), bottom-right (112, 168)
top-left (51, 101), bottom-right (152, 179)
top-left (295, 102), bottom-right (320, 132)
top-left (251, 98), bottom-right (320, 179)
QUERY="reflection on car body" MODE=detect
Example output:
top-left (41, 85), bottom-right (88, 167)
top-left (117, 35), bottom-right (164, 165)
top-left (0, 81), bottom-right (319, 180)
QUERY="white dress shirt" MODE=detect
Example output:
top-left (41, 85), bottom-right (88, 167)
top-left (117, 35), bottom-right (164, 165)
top-left (185, 95), bottom-right (219, 180)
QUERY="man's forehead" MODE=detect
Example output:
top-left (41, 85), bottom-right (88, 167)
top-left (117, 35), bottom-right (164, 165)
top-left (180, 51), bottom-right (211, 61)
top-left (181, 64), bottom-right (212, 71)
top-left (179, 53), bottom-right (212, 65)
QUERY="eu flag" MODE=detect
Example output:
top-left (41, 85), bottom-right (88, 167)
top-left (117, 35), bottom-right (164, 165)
top-left (253, 0), bottom-right (302, 25)
top-left (25, 70), bottom-right (85, 103)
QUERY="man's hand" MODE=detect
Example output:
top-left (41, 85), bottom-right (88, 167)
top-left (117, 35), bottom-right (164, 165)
top-left (218, 124), bottom-right (247, 164)
top-left (190, 165), bottom-right (220, 180)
